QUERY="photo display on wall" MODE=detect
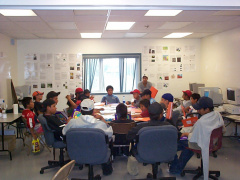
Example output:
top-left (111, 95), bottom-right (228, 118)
top-left (24, 53), bottom-right (83, 94)
top-left (142, 45), bottom-right (196, 89)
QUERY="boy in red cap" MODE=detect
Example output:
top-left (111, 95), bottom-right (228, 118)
top-left (127, 89), bottom-right (141, 107)
top-left (175, 90), bottom-right (192, 115)
top-left (32, 91), bottom-right (44, 117)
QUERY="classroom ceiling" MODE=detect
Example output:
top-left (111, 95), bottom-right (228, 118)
top-left (1, 10), bottom-right (240, 39)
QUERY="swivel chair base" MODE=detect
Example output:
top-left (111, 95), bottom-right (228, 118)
top-left (71, 164), bottom-right (102, 180)
top-left (181, 159), bottom-right (220, 180)
top-left (40, 148), bottom-right (70, 174)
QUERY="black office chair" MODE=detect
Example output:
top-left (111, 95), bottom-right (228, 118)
top-left (66, 128), bottom-right (111, 180)
top-left (38, 114), bottom-right (69, 174)
top-left (133, 125), bottom-right (178, 180)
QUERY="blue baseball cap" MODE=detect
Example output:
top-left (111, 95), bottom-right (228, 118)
top-left (162, 93), bottom-right (174, 102)
top-left (193, 97), bottom-right (213, 110)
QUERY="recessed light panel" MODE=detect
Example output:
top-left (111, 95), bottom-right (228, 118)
top-left (106, 22), bottom-right (135, 30)
top-left (163, 33), bottom-right (192, 38)
top-left (145, 10), bottom-right (182, 16)
top-left (125, 33), bottom-right (146, 37)
top-left (80, 33), bottom-right (102, 38)
top-left (0, 10), bottom-right (37, 16)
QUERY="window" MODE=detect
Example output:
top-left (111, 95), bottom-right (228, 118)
top-left (83, 54), bottom-right (141, 93)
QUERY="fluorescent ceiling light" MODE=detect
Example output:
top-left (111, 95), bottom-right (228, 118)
top-left (0, 10), bottom-right (37, 16)
top-left (80, 33), bottom-right (102, 38)
top-left (163, 33), bottom-right (192, 38)
top-left (106, 22), bottom-right (135, 30)
top-left (145, 10), bottom-right (182, 16)
top-left (125, 33), bottom-right (146, 37)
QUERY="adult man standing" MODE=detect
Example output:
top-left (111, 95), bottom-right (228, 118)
top-left (138, 75), bottom-right (152, 93)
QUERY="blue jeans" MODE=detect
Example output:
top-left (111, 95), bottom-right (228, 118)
top-left (169, 140), bottom-right (194, 174)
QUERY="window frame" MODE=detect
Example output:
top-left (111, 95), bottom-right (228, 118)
top-left (82, 53), bottom-right (142, 95)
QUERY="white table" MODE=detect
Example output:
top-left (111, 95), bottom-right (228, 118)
top-left (0, 113), bottom-right (22, 160)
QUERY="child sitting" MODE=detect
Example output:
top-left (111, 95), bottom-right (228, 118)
top-left (83, 89), bottom-right (94, 101)
top-left (42, 99), bottom-right (70, 141)
top-left (101, 85), bottom-right (120, 104)
top-left (185, 93), bottom-right (201, 114)
top-left (131, 99), bottom-right (150, 118)
top-left (175, 90), bottom-right (192, 114)
top-left (22, 97), bottom-right (43, 140)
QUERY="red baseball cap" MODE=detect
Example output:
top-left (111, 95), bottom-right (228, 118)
top-left (75, 88), bottom-right (83, 93)
top-left (32, 91), bottom-right (44, 97)
top-left (183, 90), bottom-right (192, 97)
top-left (130, 89), bottom-right (140, 94)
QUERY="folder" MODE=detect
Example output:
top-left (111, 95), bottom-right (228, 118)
top-left (150, 86), bottom-right (158, 98)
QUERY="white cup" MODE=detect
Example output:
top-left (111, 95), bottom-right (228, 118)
top-left (0, 113), bottom-right (2, 117)
top-left (2, 113), bottom-right (7, 118)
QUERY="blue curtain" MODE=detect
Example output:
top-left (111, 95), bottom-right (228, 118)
top-left (84, 58), bottom-right (98, 92)
top-left (119, 58), bottom-right (125, 92)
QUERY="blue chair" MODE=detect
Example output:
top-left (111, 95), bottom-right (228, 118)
top-left (66, 128), bottom-right (111, 180)
top-left (133, 125), bottom-right (178, 179)
top-left (38, 114), bottom-right (69, 174)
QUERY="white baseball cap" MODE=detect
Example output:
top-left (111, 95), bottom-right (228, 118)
top-left (81, 99), bottom-right (94, 111)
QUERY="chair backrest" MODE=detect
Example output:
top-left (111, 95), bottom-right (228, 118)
top-left (170, 110), bottom-right (181, 126)
top-left (209, 126), bottom-right (223, 152)
top-left (51, 160), bottom-right (75, 180)
top-left (66, 128), bottom-right (110, 165)
top-left (109, 122), bottom-right (136, 134)
top-left (38, 114), bottom-right (55, 146)
top-left (137, 125), bottom-right (178, 163)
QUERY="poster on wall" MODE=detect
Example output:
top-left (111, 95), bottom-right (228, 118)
top-left (24, 53), bottom-right (83, 93)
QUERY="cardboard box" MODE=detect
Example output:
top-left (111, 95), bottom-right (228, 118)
top-left (0, 135), bottom-right (16, 151)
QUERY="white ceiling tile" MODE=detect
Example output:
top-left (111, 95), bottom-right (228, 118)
top-left (110, 10), bottom-right (147, 16)
top-left (158, 22), bottom-right (192, 29)
top-left (0, 14), bottom-right (10, 22)
top-left (54, 29), bottom-right (80, 33)
top-left (40, 15), bottom-right (74, 22)
top-left (74, 10), bottom-right (108, 16)
top-left (184, 33), bottom-right (213, 39)
top-left (180, 21), bottom-right (240, 33)
top-left (213, 11), bottom-right (240, 16)
top-left (0, 22), bottom-right (23, 30)
top-left (74, 15), bottom-right (107, 22)
top-left (172, 10), bottom-right (218, 21)
top-left (55, 32), bottom-right (81, 39)
top-left (7, 16), bottom-right (42, 22)
top-left (129, 22), bottom-right (165, 32)
top-left (143, 33), bottom-right (169, 38)
top-left (101, 32), bottom-right (125, 38)
top-left (15, 22), bottom-right (52, 31)
top-left (34, 10), bottom-right (74, 16)
top-left (108, 16), bottom-right (141, 22)
top-left (76, 21), bottom-right (105, 31)
top-left (33, 32), bottom-right (57, 38)
top-left (48, 22), bottom-right (77, 30)
top-left (5, 32), bottom-right (38, 39)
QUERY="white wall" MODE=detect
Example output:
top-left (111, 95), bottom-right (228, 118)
top-left (0, 33), bottom-right (17, 108)
top-left (201, 27), bottom-right (240, 101)
top-left (17, 39), bottom-right (201, 110)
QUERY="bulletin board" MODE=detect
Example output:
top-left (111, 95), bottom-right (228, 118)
top-left (142, 45), bottom-right (196, 90)
top-left (23, 53), bottom-right (83, 95)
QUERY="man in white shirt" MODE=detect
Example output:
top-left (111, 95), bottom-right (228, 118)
top-left (169, 97), bottom-right (224, 180)
top-left (62, 99), bottom-right (113, 138)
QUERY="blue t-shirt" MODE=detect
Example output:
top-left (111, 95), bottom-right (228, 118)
top-left (150, 98), bottom-right (156, 104)
top-left (101, 94), bottom-right (120, 104)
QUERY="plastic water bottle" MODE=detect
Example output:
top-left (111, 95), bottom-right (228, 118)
top-left (2, 100), bottom-right (7, 113)
top-left (123, 96), bottom-right (126, 104)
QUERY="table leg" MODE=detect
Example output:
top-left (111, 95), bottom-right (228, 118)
top-left (0, 122), bottom-right (12, 160)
